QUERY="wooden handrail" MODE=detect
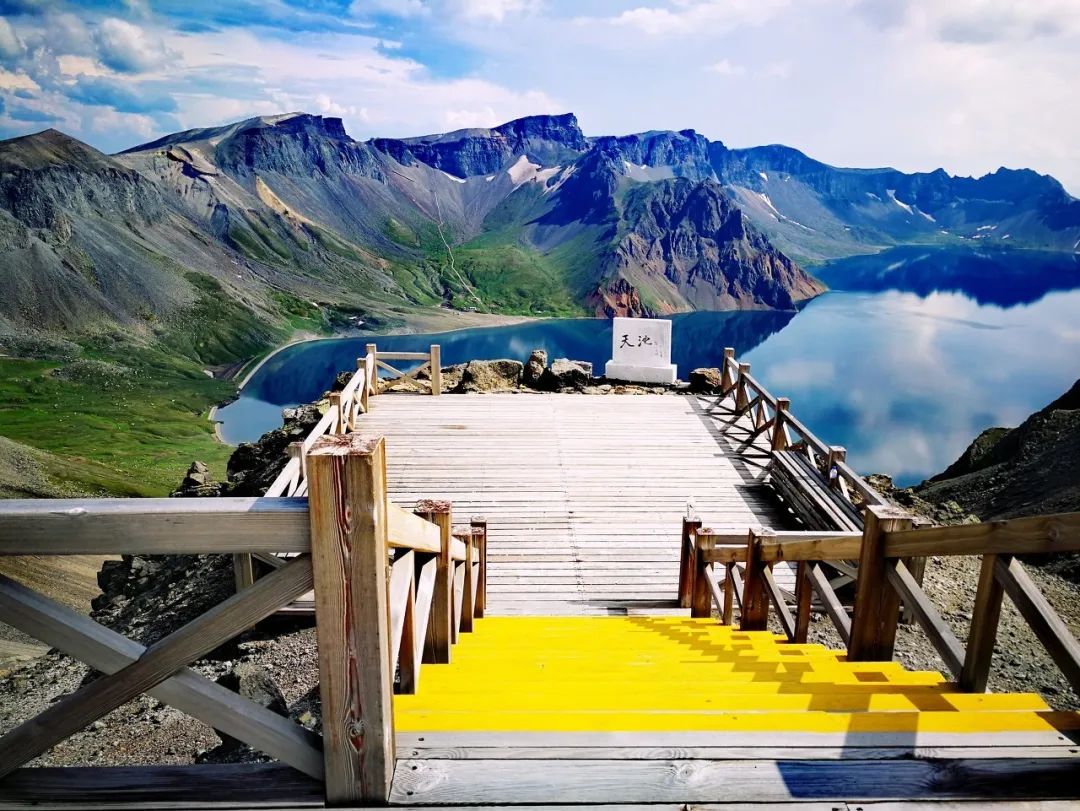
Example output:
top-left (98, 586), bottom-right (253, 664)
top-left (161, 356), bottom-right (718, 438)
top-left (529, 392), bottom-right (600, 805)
top-left (388, 503), bottom-right (442, 554)
top-left (697, 530), bottom-right (860, 564)
top-left (882, 512), bottom-right (1080, 558)
top-left (0, 498), bottom-right (310, 554)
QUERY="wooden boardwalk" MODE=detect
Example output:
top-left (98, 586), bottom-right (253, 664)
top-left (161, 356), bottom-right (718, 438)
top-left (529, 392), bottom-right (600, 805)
top-left (362, 392), bottom-right (794, 615)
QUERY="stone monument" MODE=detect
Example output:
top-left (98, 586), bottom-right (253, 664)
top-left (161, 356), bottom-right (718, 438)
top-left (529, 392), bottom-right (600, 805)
top-left (604, 317), bottom-right (678, 385)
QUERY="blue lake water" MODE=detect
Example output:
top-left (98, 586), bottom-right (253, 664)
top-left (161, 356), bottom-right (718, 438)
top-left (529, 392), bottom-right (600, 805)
top-left (216, 246), bottom-right (1080, 486)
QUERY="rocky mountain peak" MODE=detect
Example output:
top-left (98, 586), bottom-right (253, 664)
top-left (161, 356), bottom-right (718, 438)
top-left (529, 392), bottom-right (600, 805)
top-left (0, 129), bottom-right (118, 172)
top-left (373, 112), bottom-right (588, 178)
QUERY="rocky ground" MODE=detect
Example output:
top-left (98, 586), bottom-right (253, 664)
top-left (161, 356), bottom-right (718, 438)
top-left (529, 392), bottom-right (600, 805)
top-left (0, 358), bottom-right (1076, 768)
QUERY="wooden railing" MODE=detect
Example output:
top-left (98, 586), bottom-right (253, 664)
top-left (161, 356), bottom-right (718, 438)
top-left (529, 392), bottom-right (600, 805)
top-left (681, 507), bottom-right (1080, 697)
top-left (247, 343), bottom-right (443, 592)
top-left (366, 342), bottom-right (441, 397)
top-left (710, 348), bottom-right (888, 525)
top-left (0, 433), bottom-right (487, 805)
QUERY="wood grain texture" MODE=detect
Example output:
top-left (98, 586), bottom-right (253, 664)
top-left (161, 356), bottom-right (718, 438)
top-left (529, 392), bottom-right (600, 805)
top-left (883, 512), bottom-right (1080, 558)
top-left (849, 506), bottom-right (913, 662)
top-left (360, 394), bottom-right (793, 614)
top-left (0, 497), bottom-right (310, 554)
top-left (390, 757), bottom-right (1080, 804)
top-left (306, 433), bottom-right (394, 804)
top-left (962, 553), bottom-right (1004, 692)
top-left (887, 560), bottom-right (965, 679)
top-left (0, 763), bottom-right (323, 807)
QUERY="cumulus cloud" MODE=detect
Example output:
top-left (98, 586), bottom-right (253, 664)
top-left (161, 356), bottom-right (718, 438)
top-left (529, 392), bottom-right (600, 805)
top-left (67, 74), bottom-right (177, 113)
top-left (94, 18), bottom-right (178, 73)
top-left (856, 0), bottom-right (1080, 43)
top-left (592, 0), bottom-right (790, 37)
top-left (0, 18), bottom-right (25, 63)
top-left (452, 0), bottom-right (540, 22)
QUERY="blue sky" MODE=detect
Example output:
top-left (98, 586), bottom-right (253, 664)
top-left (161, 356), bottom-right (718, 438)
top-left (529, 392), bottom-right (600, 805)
top-left (1, 0), bottom-right (1078, 191)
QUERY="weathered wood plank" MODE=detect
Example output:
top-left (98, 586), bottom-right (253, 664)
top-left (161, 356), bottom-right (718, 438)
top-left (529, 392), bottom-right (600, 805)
top-left (307, 434), bottom-right (394, 804)
top-left (962, 553), bottom-right (1005, 692)
top-left (883, 512), bottom-right (1080, 558)
top-left (0, 498), bottom-right (310, 554)
top-left (0, 763), bottom-right (323, 807)
top-left (849, 506), bottom-right (913, 662)
top-left (390, 757), bottom-right (1080, 804)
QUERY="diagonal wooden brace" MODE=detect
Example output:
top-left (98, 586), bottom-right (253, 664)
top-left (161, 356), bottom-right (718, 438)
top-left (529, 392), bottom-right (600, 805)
top-left (0, 556), bottom-right (314, 779)
top-left (0, 574), bottom-right (323, 779)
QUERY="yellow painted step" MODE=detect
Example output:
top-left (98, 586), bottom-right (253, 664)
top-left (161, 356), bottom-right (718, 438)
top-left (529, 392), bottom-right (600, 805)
top-left (393, 617), bottom-right (1080, 737)
top-left (395, 708), bottom-right (1080, 734)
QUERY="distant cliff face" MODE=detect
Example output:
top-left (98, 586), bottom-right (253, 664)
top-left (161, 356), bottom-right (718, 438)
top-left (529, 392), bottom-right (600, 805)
top-left (595, 178), bottom-right (824, 316)
top-left (374, 113), bottom-right (589, 179)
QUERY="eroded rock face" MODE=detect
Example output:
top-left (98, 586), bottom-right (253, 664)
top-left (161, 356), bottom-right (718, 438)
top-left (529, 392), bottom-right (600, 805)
top-left (539, 358), bottom-right (593, 391)
top-left (688, 367), bottom-right (722, 393)
top-left (226, 403), bottom-right (323, 496)
top-left (523, 349), bottom-right (548, 388)
top-left (456, 359), bottom-right (523, 392)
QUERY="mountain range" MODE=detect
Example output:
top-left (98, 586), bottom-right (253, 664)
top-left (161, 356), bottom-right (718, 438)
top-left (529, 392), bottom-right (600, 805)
top-left (1, 112), bottom-right (1078, 354)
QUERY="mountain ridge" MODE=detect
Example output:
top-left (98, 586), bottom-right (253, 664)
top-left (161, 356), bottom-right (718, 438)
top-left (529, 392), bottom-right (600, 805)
top-left (1, 110), bottom-right (1077, 355)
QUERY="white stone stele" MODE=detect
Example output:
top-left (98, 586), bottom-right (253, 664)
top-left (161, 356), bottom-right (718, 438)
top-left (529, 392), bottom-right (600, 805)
top-left (604, 316), bottom-right (678, 385)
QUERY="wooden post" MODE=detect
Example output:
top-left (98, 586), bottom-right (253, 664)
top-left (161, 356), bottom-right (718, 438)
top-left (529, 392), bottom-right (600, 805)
top-left (430, 344), bottom-right (442, 396)
top-left (471, 517), bottom-right (487, 619)
top-left (740, 529), bottom-right (772, 631)
top-left (690, 531), bottom-right (716, 618)
top-left (306, 434), bottom-right (394, 805)
top-left (232, 553), bottom-right (255, 593)
top-left (678, 517), bottom-right (701, 609)
top-left (720, 347), bottom-right (735, 391)
top-left (735, 363), bottom-right (751, 411)
top-left (460, 530), bottom-right (475, 632)
top-left (356, 356), bottom-right (370, 413)
top-left (722, 563), bottom-right (735, 626)
top-left (770, 398), bottom-right (790, 451)
top-left (960, 553), bottom-right (1004, 692)
top-left (848, 505), bottom-right (914, 662)
top-left (825, 446), bottom-right (846, 488)
top-left (366, 343), bottom-right (378, 396)
top-left (794, 561), bottom-right (812, 643)
top-left (328, 392), bottom-right (344, 435)
top-left (415, 500), bottom-right (453, 664)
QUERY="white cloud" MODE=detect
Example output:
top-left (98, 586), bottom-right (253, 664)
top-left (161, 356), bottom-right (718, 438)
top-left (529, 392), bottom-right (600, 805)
top-left (94, 18), bottom-right (178, 73)
top-left (160, 28), bottom-right (561, 142)
top-left (352, 0), bottom-right (429, 18)
top-left (0, 19), bottom-right (25, 62)
top-left (592, 0), bottom-right (790, 37)
top-left (452, 0), bottom-right (540, 23)
top-left (707, 59), bottom-right (745, 76)
top-left (863, 0), bottom-right (1080, 43)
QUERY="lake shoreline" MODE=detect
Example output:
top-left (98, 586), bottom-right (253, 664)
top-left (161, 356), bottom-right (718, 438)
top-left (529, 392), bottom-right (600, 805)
top-left (208, 310), bottom-right (548, 445)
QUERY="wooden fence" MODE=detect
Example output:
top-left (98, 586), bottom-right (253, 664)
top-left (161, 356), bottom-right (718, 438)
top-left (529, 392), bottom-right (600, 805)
top-left (710, 348), bottom-right (889, 530)
top-left (680, 507), bottom-right (1080, 696)
top-left (241, 342), bottom-right (442, 593)
top-left (0, 432), bottom-right (486, 805)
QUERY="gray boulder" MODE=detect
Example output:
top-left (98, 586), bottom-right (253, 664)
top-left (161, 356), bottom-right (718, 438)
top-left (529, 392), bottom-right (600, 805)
top-left (688, 367), bottom-right (723, 394)
top-left (539, 358), bottom-right (593, 391)
top-left (522, 349), bottom-right (548, 388)
top-left (457, 359), bottom-right (523, 392)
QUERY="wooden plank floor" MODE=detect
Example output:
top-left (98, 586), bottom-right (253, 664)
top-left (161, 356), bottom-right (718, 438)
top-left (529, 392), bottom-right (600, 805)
top-left (362, 392), bottom-right (794, 615)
